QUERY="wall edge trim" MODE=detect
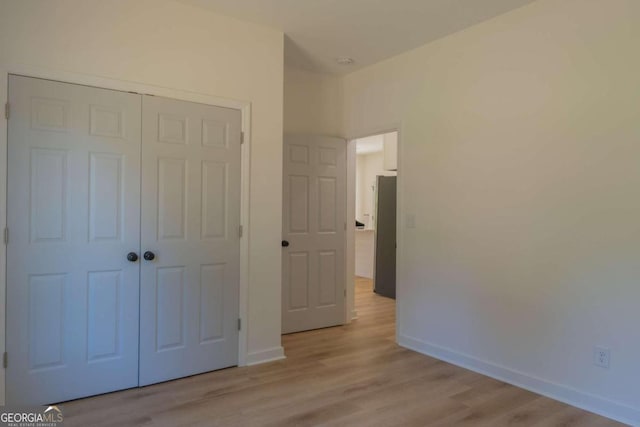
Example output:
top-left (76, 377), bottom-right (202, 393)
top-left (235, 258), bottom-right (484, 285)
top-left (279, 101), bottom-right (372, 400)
top-left (398, 333), bottom-right (639, 426)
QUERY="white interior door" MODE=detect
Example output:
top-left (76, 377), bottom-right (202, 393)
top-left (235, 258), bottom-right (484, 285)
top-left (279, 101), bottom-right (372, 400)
top-left (6, 75), bottom-right (142, 404)
top-left (139, 95), bottom-right (241, 386)
top-left (282, 135), bottom-right (346, 334)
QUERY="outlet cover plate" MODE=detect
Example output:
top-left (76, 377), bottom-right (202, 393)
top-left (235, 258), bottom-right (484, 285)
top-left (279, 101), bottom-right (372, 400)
top-left (594, 346), bottom-right (611, 369)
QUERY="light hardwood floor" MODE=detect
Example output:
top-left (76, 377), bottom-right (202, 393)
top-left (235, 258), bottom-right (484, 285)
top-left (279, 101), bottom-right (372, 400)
top-left (63, 277), bottom-right (625, 426)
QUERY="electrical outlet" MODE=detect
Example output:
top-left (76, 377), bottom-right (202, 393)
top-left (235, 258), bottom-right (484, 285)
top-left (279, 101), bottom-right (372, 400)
top-left (593, 346), bottom-right (610, 369)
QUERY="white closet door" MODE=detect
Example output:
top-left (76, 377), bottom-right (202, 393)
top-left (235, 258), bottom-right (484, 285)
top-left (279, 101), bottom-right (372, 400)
top-left (282, 135), bottom-right (346, 334)
top-left (139, 95), bottom-right (241, 386)
top-left (6, 75), bottom-right (141, 404)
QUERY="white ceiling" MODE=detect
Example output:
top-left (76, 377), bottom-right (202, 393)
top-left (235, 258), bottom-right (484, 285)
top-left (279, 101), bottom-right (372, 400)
top-left (355, 134), bottom-right (385, 155)
top-left (176, 0), bottom-right (537, 74)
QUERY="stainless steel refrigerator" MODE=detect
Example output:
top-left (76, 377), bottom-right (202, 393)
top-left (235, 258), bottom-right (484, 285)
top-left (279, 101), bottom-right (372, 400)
top-left (374, 176), bottom-right (396, 299)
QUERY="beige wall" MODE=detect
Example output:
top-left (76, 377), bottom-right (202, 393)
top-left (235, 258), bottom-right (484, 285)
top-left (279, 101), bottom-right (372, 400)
top-left (343, 0), bottom-right (640, 422)
top-left (284, 66), bottom-right (343, 136)
top-left (0, 0), bottom-right (284, 367)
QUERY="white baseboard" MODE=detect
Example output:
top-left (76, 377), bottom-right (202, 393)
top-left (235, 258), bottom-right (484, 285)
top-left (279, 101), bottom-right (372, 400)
top-left (398, 334), bottom-right (639, 426)
top-left (246, 346), bottom-right (286, 366)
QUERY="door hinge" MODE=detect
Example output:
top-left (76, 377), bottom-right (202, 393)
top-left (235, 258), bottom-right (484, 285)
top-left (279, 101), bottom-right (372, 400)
top-left (237, 318), bottom-right (242, 331)
top-left (239, 225), bottom-right (243, 238)
top-left (3, 352), bottom-right (7, 369)
top-left (4, 102), bottom-right (9, 120)
top-left (3, 227), bottom-right (8, 245)
top-left (240, 132), bottom-right (244, 144)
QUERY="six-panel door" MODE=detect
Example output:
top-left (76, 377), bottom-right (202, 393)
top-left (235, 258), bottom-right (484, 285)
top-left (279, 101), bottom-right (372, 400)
top-left (6, 75), bottom-right (142, 404)
top-left (6, 76), bottom-right (242, 404)
top-left (282, 135), bottom-right (346, 334)
top-left (139, 95), bottom-right (241, 386)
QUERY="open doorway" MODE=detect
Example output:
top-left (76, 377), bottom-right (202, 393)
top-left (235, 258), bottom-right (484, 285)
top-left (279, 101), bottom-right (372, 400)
top-left (353, 131), bottom-right (398, 309)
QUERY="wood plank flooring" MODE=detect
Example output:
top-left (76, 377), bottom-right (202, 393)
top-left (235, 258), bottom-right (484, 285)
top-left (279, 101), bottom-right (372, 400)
top-left (63, 277), bottom-right (626, 426)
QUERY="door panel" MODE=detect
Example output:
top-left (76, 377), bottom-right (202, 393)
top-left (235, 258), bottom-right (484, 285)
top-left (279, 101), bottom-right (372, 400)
top-left (28, 273), bottom-right (66, 370)
top-left (29, 148), bottom-right (67, 242)
top-left (89, 153), bottom-right (124, 241)
top-left (157, 157), bottom-right (187, 240)
top-left (156, 266), bottom-right (186, 351)
top-left (288, 252), bottom-right (310, 309)
top-left (202, 161), bottom-right (228, 239)
top-left (318, 177), bottom-right (337, 232)
top-left (139, 96), bottom-right (241, 386)
top-left (282, 135), bottom-right (346, 334)
top-left (289, 175), bottom-right (310, 233)
top-left (318, 251), bottom-right (337, 306)
top-left (199, 263), bottom-right (226, 343)
top-left (6, 75), bottom-right (141, 405)
top-left (86, 270), bottom-right (122, 361)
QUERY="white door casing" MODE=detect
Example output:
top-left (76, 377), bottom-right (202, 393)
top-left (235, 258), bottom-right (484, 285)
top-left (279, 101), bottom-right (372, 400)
top-left (139, 95), bottom-right (241, 386)
top-left (6, 75), bottom-right (142, 404)
top-left (282, 135), bottom-right (346, 334)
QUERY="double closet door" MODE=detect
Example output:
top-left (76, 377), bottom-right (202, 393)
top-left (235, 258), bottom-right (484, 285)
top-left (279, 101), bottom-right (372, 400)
top-left (6, 75), bottom-right (241, 405)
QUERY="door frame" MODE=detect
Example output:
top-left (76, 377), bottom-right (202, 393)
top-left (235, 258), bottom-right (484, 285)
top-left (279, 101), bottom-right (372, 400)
top-left (345, 123), bottom-right (404, 334)
top-left (0, 64), bottom-right (253, 405)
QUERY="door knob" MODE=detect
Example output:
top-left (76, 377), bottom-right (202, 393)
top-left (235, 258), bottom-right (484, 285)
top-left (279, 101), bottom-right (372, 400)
top-left (143, 251), bottom-right (156, 261)
top-left (127, 252), bottom-right (139, 262)
top-left (281, 240), bottom-right (289, 247)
